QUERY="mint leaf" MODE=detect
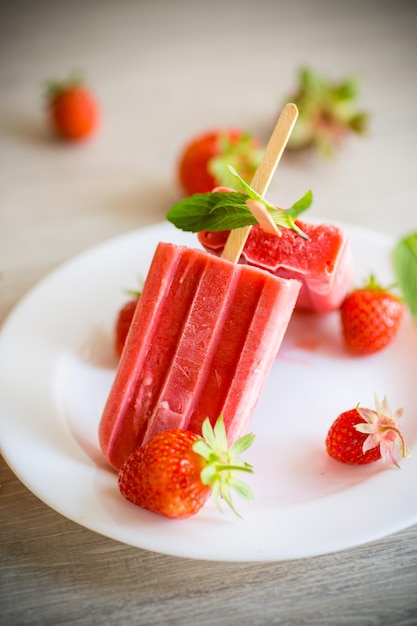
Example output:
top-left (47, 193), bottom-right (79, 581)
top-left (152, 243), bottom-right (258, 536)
top-left (393, 232), bottom-right (417, 320)
top-left (286, 190), bottom-right (313, 218)
top-left (228, 165), bottom-right (262, 200)
top-left (167, 171), bottom-right (312, 238)
top-left (167, 191), bottom-right (258, 232)
top-left (228, 166), bottom-right (310, 238)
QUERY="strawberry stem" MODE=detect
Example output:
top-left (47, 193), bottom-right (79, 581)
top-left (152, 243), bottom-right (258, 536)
top-left (355, 394), bottom-right (409, 467)
top-left (193, 415), bottom-right (255, 517)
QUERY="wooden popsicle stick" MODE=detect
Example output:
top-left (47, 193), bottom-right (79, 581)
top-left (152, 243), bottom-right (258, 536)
top-left (221, 102), bottom-right (298, 263)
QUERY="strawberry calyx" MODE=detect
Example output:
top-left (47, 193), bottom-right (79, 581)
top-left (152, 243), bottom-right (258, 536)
top-left (285, 65), bottom-right (369, 156)
top-left (123, 276), bottom-right (143, 300)
top-left (192, 415), bottom-right (255, 517)
top-left (208, 132), bottom-right (263, 191)
top-left (353, 274), bottom-right (404, 304)
top-left (354, 394), bottom-right (410, 468)
top-left (45, 71), bottom-right (84, 101)
top-left (125, 288), bottom-right (142, 299)
top-left (359, 274), bottom-right (398, 294)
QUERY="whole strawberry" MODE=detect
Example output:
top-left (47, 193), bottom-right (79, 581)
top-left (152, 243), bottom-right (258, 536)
top-left (340, 275), bottom-right (404, 355)
top-left (177, 129), bottom-right (263, 196)
top-left (114, 295), bottom-right (140, 358)
top-left (326, 394), bottom-right (408, 466)
top-left (46, 73), bottom-right (99, 140)
top-left (118, 415), bottom-right (254, 519)
top-left (285, 65), bottom-right (369, 156)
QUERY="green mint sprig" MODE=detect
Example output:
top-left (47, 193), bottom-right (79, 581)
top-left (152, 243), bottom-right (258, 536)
top-left (167, 165), bottom-right (312, 239)
top-left (393, 232), bottom-right (417, 320)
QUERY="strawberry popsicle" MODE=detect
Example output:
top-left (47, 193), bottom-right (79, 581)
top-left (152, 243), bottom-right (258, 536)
top-left (198, 219), bottom-right (353, 313)
top-left (99, 242), bottom-right (300, 469)
top-left (99, 104), bottom-right (301, 470)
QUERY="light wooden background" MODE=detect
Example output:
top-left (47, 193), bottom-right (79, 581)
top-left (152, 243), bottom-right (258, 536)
top-left (1, 0), bottom-right (417, 624)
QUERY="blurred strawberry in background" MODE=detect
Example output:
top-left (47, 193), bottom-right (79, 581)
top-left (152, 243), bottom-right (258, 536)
top-left (284, 66), bottom-right (369, 156)
top-left (45, 72), bottom-right (99, 141)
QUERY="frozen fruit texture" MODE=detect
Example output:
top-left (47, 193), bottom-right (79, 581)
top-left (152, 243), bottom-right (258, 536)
top-left (198, 220), bottom-right (353, 313)
top-left (99, 242), bottom-right (300, 470)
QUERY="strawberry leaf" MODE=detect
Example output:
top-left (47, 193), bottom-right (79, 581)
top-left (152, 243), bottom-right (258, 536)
top-left (230, 433), bottom-right (256, 457)
top-left (208, 133), bottom-right (263, 190)
top-left (393, 232), bottom-right (417, 320)
top-left (213, 414), bottom-right (228, 449)
top-left (192, 416), bottom-right (255, 517)
top-left (285, 65), bottom-right (370, 155)
top-left (229, 477), bottom-right (254, 501)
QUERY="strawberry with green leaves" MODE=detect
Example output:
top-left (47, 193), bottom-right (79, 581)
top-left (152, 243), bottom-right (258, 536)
top-left (118, 415), bottom-right (255, 519)
top-left (285, 66), bottom-right (369, 156)
top-left (326, 394), bottom-right (408, 466)
top-left (340, 275), bottom-right (404, 356)
top-left (177, 129), bottom-right (263, 196)
top-left (114, 289), bottom-right (142, 358)
top-left (46, 72), bottom-right (99, 141)
top-left (114, 299), bottom-right (138, 357)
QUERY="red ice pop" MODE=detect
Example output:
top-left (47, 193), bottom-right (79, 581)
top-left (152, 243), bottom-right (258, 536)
top-left (198, 220), bottom-right (353, 313)
top-left (99, 104), bottom-right (301, 470)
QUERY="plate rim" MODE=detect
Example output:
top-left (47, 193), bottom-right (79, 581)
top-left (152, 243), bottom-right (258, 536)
top-left (1, 219), bottom-right (416, 562)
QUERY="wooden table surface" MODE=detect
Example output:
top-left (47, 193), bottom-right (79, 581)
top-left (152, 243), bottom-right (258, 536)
top-left (1, 1), bottom-right (417, 624)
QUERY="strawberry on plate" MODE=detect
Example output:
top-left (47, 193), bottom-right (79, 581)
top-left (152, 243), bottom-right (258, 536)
top-left (46, 72), bottom-right (99, 141)
top-left (114, 294), bottom-right (141, 358)
top-left (118, 415), bottom-right (255, 519)
top-left (177, 129), bottom-right (263, 196)
top-left (340, 275), bottom-right (404, 356)
top-left (326, 394), bottom-right (408, 466)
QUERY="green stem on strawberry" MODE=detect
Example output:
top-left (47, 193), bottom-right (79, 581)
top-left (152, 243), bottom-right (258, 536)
top-left (193, 415), bottom-right (255, 518)
top-left (208, 133), bottom-right (264, 190)
top-left (326, 394), bottom-right (409, 467)
top-left (364, 274), bottom-right (397, 293)
top-left (285, 65), bottom-right (369, 156)
top-left (45, 70), bottom-right (84, 99)
top-left (118, 414), bottom-right (256, 519)
top-left (125, 287), bottom-right (142, 298)
top-left (354, 394), bottom-right (410, 468)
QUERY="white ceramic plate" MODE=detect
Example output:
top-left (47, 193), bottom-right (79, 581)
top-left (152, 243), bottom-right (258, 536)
top-left (1, 221), bottom-right (417, 562)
